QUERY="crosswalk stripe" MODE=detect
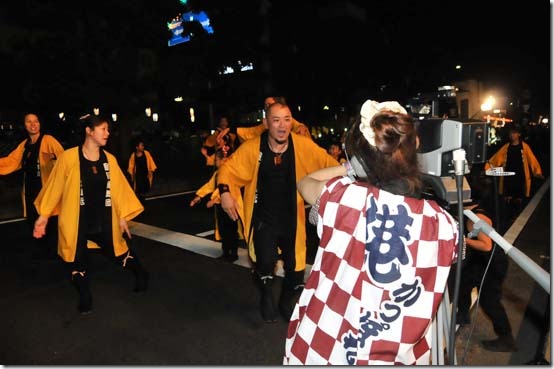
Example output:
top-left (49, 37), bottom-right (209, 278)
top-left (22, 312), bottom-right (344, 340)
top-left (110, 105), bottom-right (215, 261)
top-left (129, 221), bottom-right (313, 279)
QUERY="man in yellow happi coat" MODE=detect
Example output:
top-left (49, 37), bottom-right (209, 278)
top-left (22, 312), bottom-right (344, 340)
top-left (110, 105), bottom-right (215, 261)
top-left (218, 101), bottom-right (338, 323)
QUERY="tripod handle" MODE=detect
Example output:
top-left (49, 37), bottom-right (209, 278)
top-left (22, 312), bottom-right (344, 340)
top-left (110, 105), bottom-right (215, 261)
top-left (464, 209), bottom-right (550, 293)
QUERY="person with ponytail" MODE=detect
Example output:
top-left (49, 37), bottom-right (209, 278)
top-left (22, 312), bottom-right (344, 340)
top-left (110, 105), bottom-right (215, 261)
top-left (33, 114), bottom-right (147, 314)
top-left (284, 99), bottom-right (459, 365)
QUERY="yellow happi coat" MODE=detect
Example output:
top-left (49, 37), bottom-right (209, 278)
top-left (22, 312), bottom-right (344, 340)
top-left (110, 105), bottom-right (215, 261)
top-left (34, 147), bottom-right (144, 262)
top-left (0, 134), bottom-right (64, 216)
top-left (485, 141), bottom-right (543, 197)
top-left (194, 170), bottom-right (244, 241)
top-left (127, 149), bottom-right (157, 189)
top-left (217, 132), bottom-right (339, 271)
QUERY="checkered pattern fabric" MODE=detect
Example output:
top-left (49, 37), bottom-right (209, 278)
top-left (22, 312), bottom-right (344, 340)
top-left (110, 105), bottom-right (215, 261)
top-left (284, 176), bottom-right (458, 365)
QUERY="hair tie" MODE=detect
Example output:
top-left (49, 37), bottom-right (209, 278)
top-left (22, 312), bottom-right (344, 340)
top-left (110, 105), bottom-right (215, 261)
top-left (359, 100), bottom-right (407, 146)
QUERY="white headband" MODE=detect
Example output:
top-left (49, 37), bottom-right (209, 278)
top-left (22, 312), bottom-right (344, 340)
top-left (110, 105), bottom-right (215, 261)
top-left (359, 99), bottom-right (407, 146)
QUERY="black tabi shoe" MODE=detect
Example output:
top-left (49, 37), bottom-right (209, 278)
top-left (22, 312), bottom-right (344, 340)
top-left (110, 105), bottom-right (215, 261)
top-left (72, 273), bottom-right (92, 314)
top-left (260, 276), bottom-right (277, 323)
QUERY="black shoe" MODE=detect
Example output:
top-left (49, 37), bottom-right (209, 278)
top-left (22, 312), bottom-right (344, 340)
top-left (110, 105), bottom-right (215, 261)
top-left (260, 276), bottom-right (277, 323)
top-left (124, 253), bottom-right (149, 292)
top-left (278, 284), bottom-right (304, 321)
top-left (482, 335), bottom-right (518, 352)
top-left (72, 273), bottom-right (92, 314)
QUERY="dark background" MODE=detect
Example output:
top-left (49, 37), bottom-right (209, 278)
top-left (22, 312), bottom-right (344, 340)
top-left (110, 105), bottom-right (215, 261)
top-left (0, 0), bottom-right (550, 128)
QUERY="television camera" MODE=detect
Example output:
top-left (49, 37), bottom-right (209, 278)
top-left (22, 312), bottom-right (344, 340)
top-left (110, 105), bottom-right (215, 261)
top-left (417, 118), bottom-right (488, 207)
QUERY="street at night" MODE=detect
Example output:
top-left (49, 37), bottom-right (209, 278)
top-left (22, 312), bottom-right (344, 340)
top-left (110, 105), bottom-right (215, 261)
top-left (0, 0), bottom-right (551, 366)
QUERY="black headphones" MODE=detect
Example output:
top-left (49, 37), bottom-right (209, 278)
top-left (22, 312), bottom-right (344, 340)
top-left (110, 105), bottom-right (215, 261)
top-left (342, 142), bottom-right (368, 180)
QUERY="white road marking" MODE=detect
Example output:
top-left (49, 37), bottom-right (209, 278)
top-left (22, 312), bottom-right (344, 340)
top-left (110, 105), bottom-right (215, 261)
top-left (128, 221), bottom-right (312, 279)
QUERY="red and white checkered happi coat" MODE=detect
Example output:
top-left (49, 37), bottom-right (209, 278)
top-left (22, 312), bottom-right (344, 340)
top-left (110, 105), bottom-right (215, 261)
top-left (284, 177), bottom-right (459, 365)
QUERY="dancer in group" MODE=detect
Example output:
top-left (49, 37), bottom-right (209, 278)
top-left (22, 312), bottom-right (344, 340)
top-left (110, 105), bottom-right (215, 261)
top-left (217, 101), bottom-right (338, 323)
top-left (127, 139), bottom-right (157, 204)
top-left (190, 149), bottom-right (242, 262)
top-left (0, 112), bottom-right (64, 260)
top-left (485, 124), bottom-right (543, 227)
top-left (33, 114), bottom-right (148, 314)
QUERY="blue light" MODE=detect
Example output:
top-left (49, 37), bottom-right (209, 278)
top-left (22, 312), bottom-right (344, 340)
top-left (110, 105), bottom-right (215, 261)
top-left (168, 10), bottom-right (214, 47)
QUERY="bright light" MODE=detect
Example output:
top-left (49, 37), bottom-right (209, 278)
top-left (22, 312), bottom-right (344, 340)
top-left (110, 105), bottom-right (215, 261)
top-left (480, 96), bottom-right (496, 112)
top-left (93, 107), bottom-right (100, 116)
top-left (542, 118), bottom-right (549, 124)
top-left (220, 66), bottom-right (234, 75)
top-left (239, 62), bottom-right (254, 72)
top-left (152, 113), bottom-right (159, 122)
top-left (455, 65), bottom-right (462, 70)
top-left (323, 105), bottom-right (330, 111)
top-left (174, 96), bottom-right (183, 102)
top-left (145, 107), bottom-right (152, 117)
top-left (111, 114), bottom-right (118, 122)
top-left (189, 107), bottom-right (195, 123)
top-left (58, 112), bottom-right (65, 120)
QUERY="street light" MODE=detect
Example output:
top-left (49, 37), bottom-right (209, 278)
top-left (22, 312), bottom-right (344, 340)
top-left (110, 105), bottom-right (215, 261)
top-left (480, 95), bottom-right (496, 112)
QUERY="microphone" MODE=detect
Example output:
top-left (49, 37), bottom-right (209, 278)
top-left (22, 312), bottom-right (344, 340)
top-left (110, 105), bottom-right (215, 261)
top-left (453, 149), bottom-right (466, 176)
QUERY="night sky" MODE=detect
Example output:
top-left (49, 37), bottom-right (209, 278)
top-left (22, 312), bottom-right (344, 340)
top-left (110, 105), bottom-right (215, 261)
top-left (0, 0), bottom-right (550, 122)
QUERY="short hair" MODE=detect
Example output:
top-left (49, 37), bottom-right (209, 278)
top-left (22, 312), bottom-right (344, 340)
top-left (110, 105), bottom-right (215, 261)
top-left (23, 112), bottom-right (40, 122)
top-left (265, 101), bottom-right (290, 117)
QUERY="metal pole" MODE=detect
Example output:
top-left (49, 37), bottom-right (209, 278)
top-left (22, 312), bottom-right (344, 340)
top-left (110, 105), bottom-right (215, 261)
top-left (493, 176), bottom-right (501, 232)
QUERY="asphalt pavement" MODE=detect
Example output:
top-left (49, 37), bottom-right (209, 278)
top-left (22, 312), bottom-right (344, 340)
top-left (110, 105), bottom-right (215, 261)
top-left (0, 174), bottom-right (550, 365)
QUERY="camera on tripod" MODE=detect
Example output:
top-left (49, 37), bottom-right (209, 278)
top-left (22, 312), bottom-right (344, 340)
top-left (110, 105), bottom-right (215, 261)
top-left (416, 118), bottom-right (489, 207)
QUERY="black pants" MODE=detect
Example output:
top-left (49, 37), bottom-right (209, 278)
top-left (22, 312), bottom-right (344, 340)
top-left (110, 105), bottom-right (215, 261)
top-left (134, 175), bottom-right (150, 203)
top-left (457, 248), bottom-right (512, 336)
top-left (215, 204), bottom-right (238, 256)
top-left (70, 227), bottom-right (133, 274)
top-left (252, 218), bottom-right (301, 285)
top-left (25, 194), bottom-right (58, 258)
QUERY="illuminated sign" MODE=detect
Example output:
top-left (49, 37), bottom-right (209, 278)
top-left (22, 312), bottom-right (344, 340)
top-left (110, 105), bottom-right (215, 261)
top-left (168, 10), bottom-right (214, 47)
